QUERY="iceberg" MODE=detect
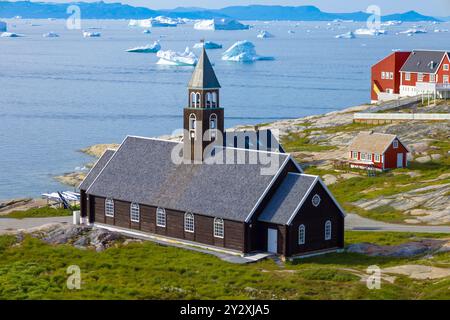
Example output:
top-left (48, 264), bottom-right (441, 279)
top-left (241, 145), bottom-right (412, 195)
top-left (335, 31), bottom-right (355, 39)
top-left (434, 29), bottom-right (448, 33)
top-left (381, 20), bottom-right (402, 27)
top-left (142, 29), bottom-right (151, 34)
top-left (1, 32), bottom-right (24, 37)
top-left (0, 21), bottom-right (6, 32)
top-left (43, 32), bottom-right (59, 38)
top-left (83, 31), bottom-right (101, 37)
top-left (222, 40), bottom-right (274, 63)
top-left (126, 41), bottom-right (161, 53)
top-left (156, 47), bottom-right (198, 66)
top-left (193, 41), bottom-right (222, 49)
top-left (257, 30), bottom-right (274, 39)
top-left (354, 28), bottom-right (387, 36)
top-left (399, 28), bottom-right (427, 35)
top-left (129, 16), bottom-right (178, 28)
top-left (194, 18), bottom-right (249, 31)
top-left (287, 30), bottom-right (295, 34)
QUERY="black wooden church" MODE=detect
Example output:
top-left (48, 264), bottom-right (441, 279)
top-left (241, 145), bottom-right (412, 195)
top-left (79, 48), bottom-right (345, 258)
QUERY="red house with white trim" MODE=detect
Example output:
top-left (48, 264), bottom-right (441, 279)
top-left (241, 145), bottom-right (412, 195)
top-left (371, 50), bottom-right (450, 102)
top-left (348, 132), bottom-right (409, 171)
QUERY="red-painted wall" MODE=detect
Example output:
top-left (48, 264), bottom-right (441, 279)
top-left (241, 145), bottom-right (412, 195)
top-left (383, 139), bottom-right (408, 169)
top-left (371, 52), bottom-right (411, 101)
top-left (436, 54), bottom-right (450, 84)
top-left (401, 54), bottom-right (450, 86)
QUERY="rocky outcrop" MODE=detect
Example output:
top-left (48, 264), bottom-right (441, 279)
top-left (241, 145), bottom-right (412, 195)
top-left (347, 239), bottom-right (450, 257)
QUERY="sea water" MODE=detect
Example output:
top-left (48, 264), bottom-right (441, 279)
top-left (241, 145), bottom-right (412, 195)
top-left (0, 19), bottom-right (448, 198)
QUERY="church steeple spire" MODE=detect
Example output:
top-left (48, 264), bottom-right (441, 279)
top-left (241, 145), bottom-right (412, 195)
top-left (183, 44), bottom-right (224, 163)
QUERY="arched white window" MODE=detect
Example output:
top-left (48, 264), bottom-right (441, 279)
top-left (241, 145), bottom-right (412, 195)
top-left (184, 212), bottom-right (194, 233)
top-left (156, 207), bottom-right (166, 227)
top-left (189, 113), bottom-right (196, 130)
top-left (312, 194), bottom-right (321, 207)
top-left (210, 114), bottom-right (217, 139)
top-left (195, 92), bottom-right (201, 108)
top-left (105, 198), bottom-right (114, 217)
top-left (206, 92), bottom-right (212, 108)
top-left (298, 224), bottom-right (305, 245)
top-left (130, 203), bottom-right (140, 222)
top-left (214, 218), bottom-right (224, 238)
top-left (212, 92), bottom-right (217, 107)
top-left (191, 92), bottom-right (197, 108)
top-left (325, 220), bottom-right (332, 240)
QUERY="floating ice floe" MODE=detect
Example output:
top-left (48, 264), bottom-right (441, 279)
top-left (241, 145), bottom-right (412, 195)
top-left (193, 18), bottom-right (249, 31)
top-left (126, 41), bottom-right (161, 53)
top-left (43, 32), bottom-right (59, 38)
top-left (0, 21), bottom-right (6, 32)
top-left (193, 41), bottom-right (222, 49)
top-left (257, 30), bottom-right (274, 39)
top-left (83, 31), bottom-right (101, 37)
top-left (13, 16), bottom-right (22, 19)
top-left (129, 16), bottom-right (179, 28)
top-left (156, 47), bottom-right (198, 66)
top-left (142, 29), bottom-right (151, 34)
top-left (399, 28), bottom-right (427, 35)
top-left (287, 30), bottom-right (295, 34)
top-left (222, 40), bottom-right (274, 63)
top-left (335, 31), bottom-right (355, 39)
top-left (434, 29), bottom-right (449, 33)
top-left (1, 32), bottom-right (24, 37)
top-left (381, 20), bottom-right (402, 27)
top-left (354, 28), bottom-right (387, 36)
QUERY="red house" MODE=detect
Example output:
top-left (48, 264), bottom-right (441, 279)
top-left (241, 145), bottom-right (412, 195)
top-left (371, 50), bottom-right (450, 102)
top-left (371, 51), bottom-right (411, 102)
top-left (348, 132), bottom-right (409, 171)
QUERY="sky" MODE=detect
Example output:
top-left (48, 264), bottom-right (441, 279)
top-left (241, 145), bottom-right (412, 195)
top-left (20, 1), bottom-right (450, 16)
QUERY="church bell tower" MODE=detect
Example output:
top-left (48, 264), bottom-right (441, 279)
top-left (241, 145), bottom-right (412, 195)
top-left (183, 45), bottom-right (224, 163)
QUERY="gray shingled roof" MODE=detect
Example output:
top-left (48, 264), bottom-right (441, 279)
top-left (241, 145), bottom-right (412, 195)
top-left (258, 173), bottom-right (317, 225)
top-left (86, 136), bottom-right (289, 222)
top-left (79, 149), bottom-right (115, 190)
top-left (400, 50), bottom-right (447, 73)
top-left (188, 47), bottom-right (221, 89)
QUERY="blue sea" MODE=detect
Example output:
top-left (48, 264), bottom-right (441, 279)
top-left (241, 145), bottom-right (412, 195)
top-left (0, 18), bottom-right (449, 199)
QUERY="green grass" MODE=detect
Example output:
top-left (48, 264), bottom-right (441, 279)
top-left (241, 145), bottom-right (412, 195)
top-left (1, 206), bottom-right (73, 219)
top-left (281, 132), bottom-right (337, 152)
top-left (0, 231), bottom-right (449, 300)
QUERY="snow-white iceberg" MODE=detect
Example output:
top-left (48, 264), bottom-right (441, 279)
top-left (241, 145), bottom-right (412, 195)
top-left (156, 47), bottom-right (198, 66)
top-left (354, 28), bottom-right (387, 36)
top-left (193, 41), bottom-right (222, 49)
top-left (126, 41), bottom-right (161, 53)
top-left (257, 30), bottom-right (274, 39)
top-left (287, 30), bottom-right (295, 34)
top-left (83, 31), bottom-right (101, 37)
top-left (1, 32), bottom-right (24, 37)
top-left (0, 21), bottom-right (6, 32)
top-left (142, 29), bottom-right (151, 34)
top-left (43, 32), bottom-right (59, 38)
top-left (399, 28), bottom-right (427, 35)
top-left (381, 20), bottom-right (402, 26)
top-left (194, 18), bottom-right (249, 31)
top-left (129, 16), bottom-right (179, 28)
top-left (434, 29), bottom-right (448, 33)
top-left (222, 40), bottom-right (274, 63)
top-left (335, 31), bottom-right (355, 39)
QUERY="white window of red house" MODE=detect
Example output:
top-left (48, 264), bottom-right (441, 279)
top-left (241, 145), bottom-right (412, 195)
top-left (375, 154), bottom-right (380, 162)
top-left (105, 198), bottom-right (114, 217)
top-left (393, 140), bottom-right (399, 149)
top-left (389, 72), bottom-right (394, 80)
top-left (130, 203), bottom-right (140, 222)
top-left (418, 73), bottom-right (424, 82)
top-left (405, 73), bottom-right (411, 81)
top-left (368, 153), bottom-right (373, 161)
top-left (352, 151), bottom-right (358, 159)
top-left (361, 153), bottom-right (366, 160)
top-left (381, 72), bottom-right (385, 79)
top-left (430, 74), bottom-right (436, 83)
top-left (444, 64), bottom-right (449, 71)
top-left (444, 75), bottom-right (449, 84)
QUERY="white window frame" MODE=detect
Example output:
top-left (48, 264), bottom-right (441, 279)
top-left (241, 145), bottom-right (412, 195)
top-left (361, 152), bottom-right (366, 160)
top-left (105, 198), bottom-right (114, 217)
top-left (213, 218), bottom-right (224, 238)
top-left (444, 75), bottom-right (449, 84)
top-left (389, 72), bottom-right (394, 80)
top-left (430, 74), bottom-right (436, 83)
top-left (312, 194), bottom-right (321, 207)
top-left (298, 224), bottom-right (305, 245)
top-left (418, 73), bottom-right (424, 82)
top-left (405, 72), bottom-right (411, 81)
top-left (352, 151), bottom-right (358, 159)
top-left (381, 71), bottom-right (386, 79)
top-left (130, 202), bottom-right (140, 223)
top-left (156, 207), bottom-right (166, 227)
top-left (444, 64), bottom-right (449, 71)
top-left (368, 153), bottom-right (373, 161)
top-left (325, 220), bottom-right (332, 241)
top-left (393, 140), bottom-right (398, 149)
top-left (375, 154), bottom-right (380, 162)
top-left (184, 212), bottom-right (195, 233)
